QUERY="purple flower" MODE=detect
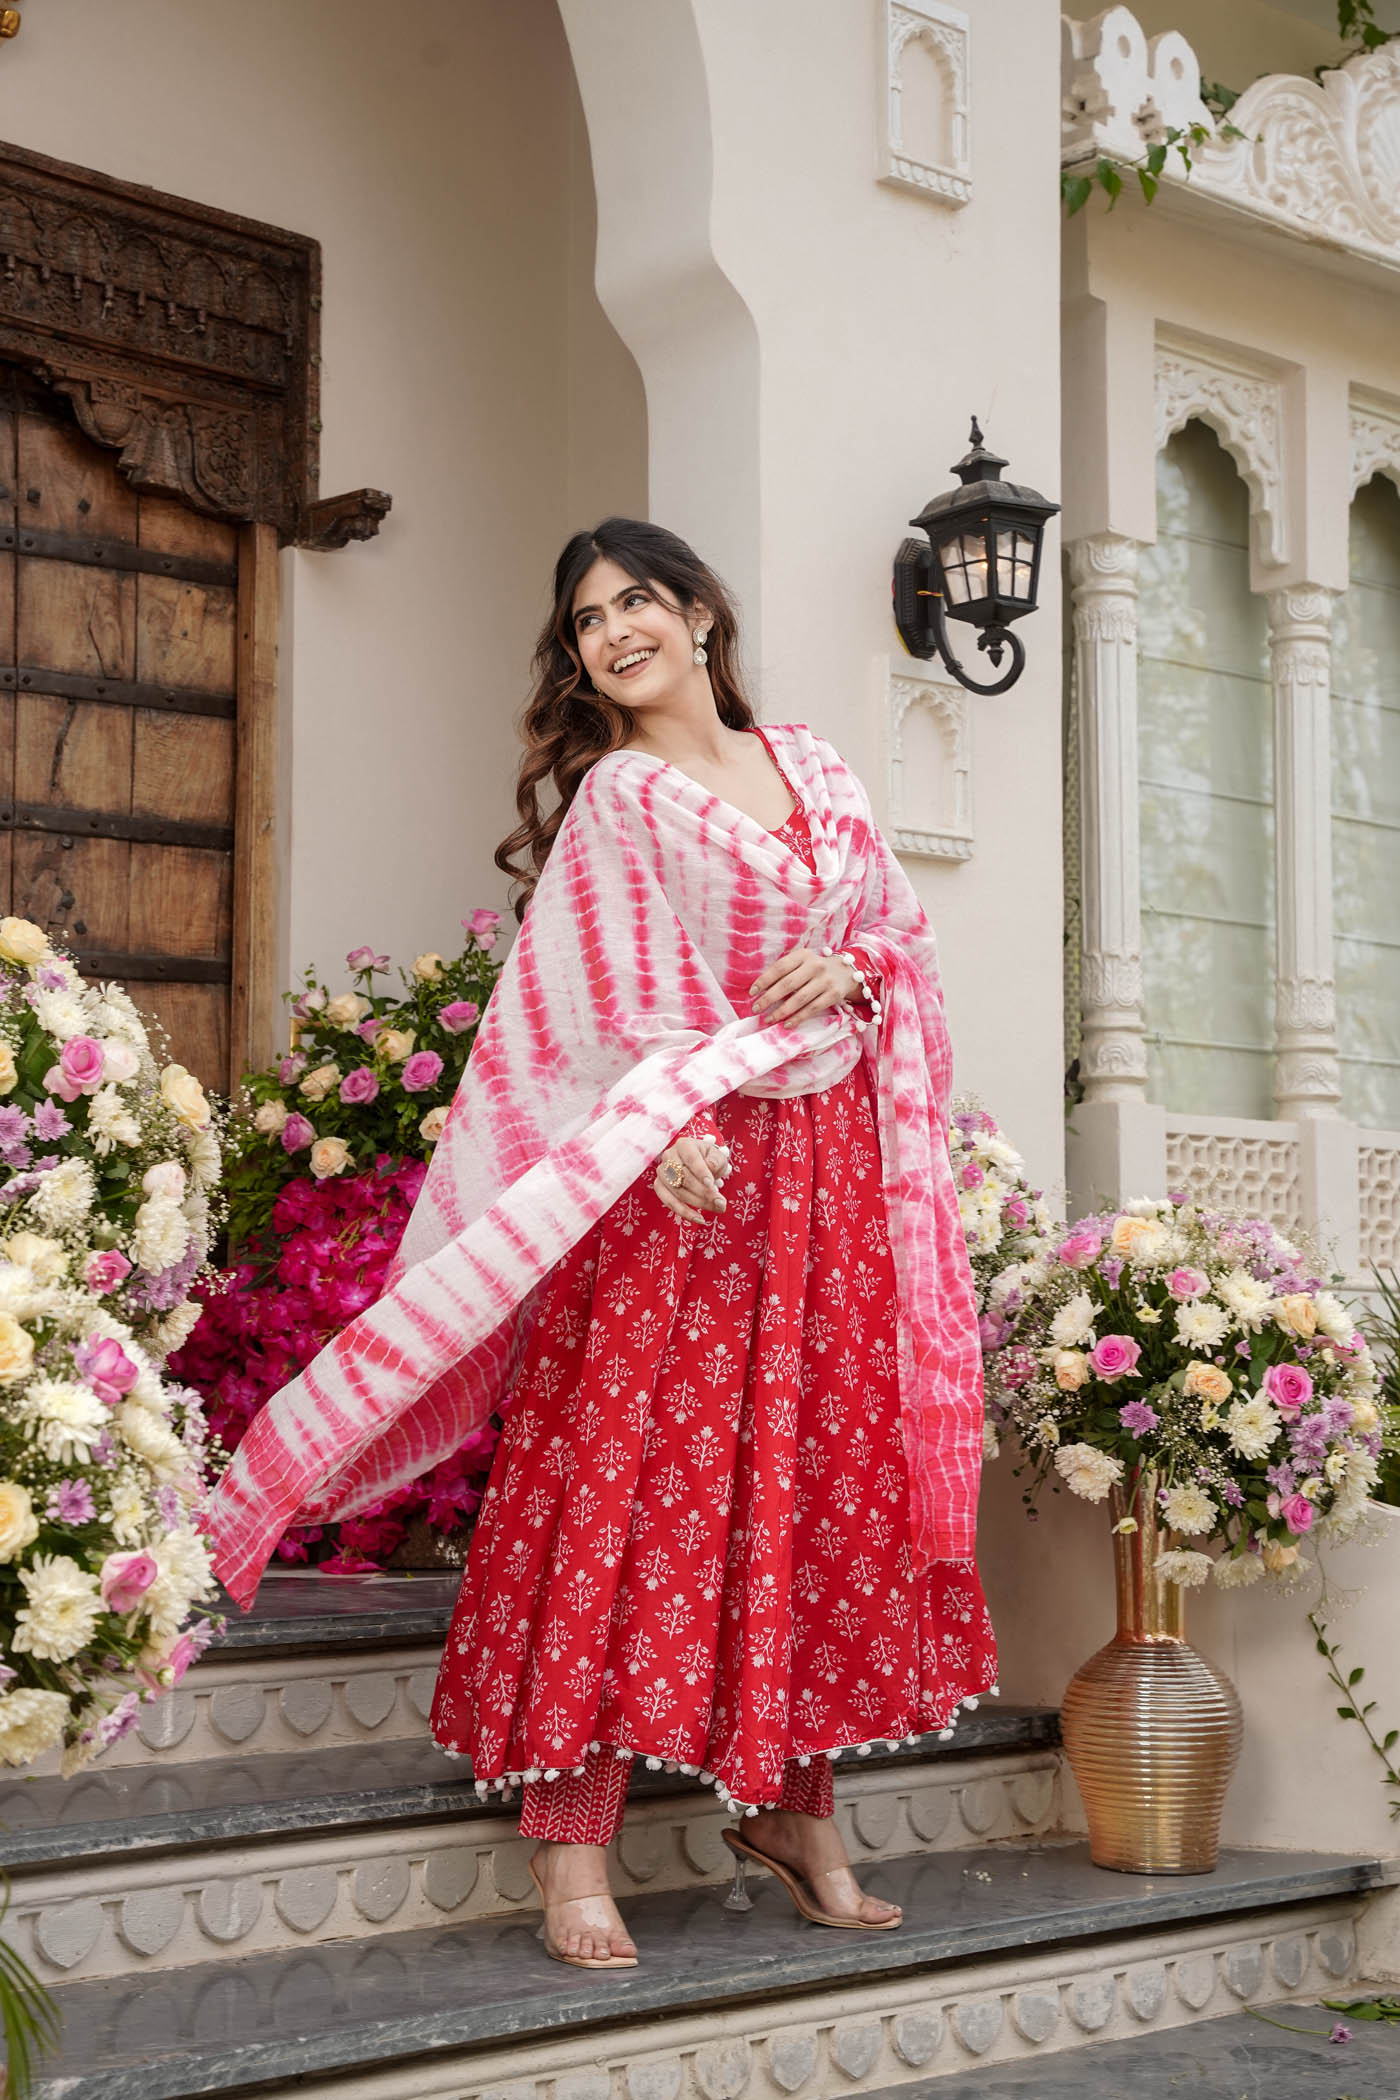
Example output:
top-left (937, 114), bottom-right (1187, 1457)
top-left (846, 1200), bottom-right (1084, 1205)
top-left (32, 1099), bottom-right (70, 1141)
top-left (0, 1106), bottom-right (26, 1145)
top-left (1119, 1401), bottom-right (1159, 1436)
top-left (1266, 1462), bottom-right (1296, 1494)
top-left (0, 1139), bottom-right (31, 1171)
top-left (157, 1486), bottom-right (183, 1530)
top-left (1100, 1257), bottom-right (1125, 1288)
top-left (978, 1312), bottom-right (1011, 1351)
top-left (1330, 2023), bottom-right (1352, 2044)
top-left (98, 1693), bottom-right (142, 1747)
top-left (1222, 1481), bottom-right (1244, 1508)
top-left (1234, 1339), bottom-right (1252, 1360)
top-left (47, 1479), bottom-right (96, 1523)
top-left (90, 1431), bottom-right (116, 1468)
top-left (35, 965), bottom-right (67, 990)
top-left (1290, 1415), bottom-right (1331, 1464)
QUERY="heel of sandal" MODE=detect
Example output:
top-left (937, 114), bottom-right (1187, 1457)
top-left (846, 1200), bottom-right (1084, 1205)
top-left (722, 1846), bottom-right (754, 1913)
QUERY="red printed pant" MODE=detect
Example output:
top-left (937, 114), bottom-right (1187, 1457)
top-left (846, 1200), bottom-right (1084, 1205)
top-left (519, 1748), bottom-right (835, 1846)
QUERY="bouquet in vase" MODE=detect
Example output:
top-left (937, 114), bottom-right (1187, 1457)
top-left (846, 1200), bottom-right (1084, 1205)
top-left (985, 1196), bottom-right (1387, 1586)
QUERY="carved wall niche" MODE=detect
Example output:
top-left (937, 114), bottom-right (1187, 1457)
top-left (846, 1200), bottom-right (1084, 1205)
top-left (1153, 331), bottom-right (1288, 566)
top-left (881, 656), bottom-right (973, 860)
top-left (0, 139), bottom-right (386, 547)
top-left (1350, 387), bottom-right (1400, 497)
top-left (879, 0), bottom-right (972, 207)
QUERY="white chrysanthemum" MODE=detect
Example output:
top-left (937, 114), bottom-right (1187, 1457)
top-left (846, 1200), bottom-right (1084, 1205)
top-left (148, 1302), bottom-right (202, 1357)
top-left (972, 1134), bottom-right (1023, 1170)
top-left (1160, 1483), bottom-right (1216, 1536)
top-left (1053, 1442), bottom-right (1123, 1503)
top-left (143, 1528), bottom-right (216, 1641)
top-left (1050, 1293), bottom-right (1097, 1349)
top-left (107, 1477), bottom-right (147, 1546)
top-left (182, 1126), bottom-right (221, 1194)
top-left (989, 1260), bottom-right (1036, 1309)
top-left (93, 986), bottom-right (149, 1048)
top-left (1124, 1220), bottom-right (1178, 1269)
top-left (32, 989), bottom-right (92, 1041)
top-left (1216, 1268), bottom-right (1275, 1331)
top-left (1154, 1549), bottom-right (1212, 1588)
top-left (0, 1267), bottom-right (45, 1323)
top-left (86, 1084), bottom-right (141, 1154)
top-left (115, 1400), bottom-right (188, 1482)
top-left (11, 1554), bottom-right (104, 1662)
top-left (1225, 1394), bottom-right (1282, 1462)
top-left (131, 1193), bottom-right (189, 1274)
top-left (182, 1193), bottom-right (210, 1247)
top-left (1213, 1553), bottom-right (1264, 1589)
top-left (0, 1686), bottom-right (70, 1767)
top-left (30, 1158), bottom-right (96, 1232)
top-left (1123, 1196), bottom-right (1169, 1219)
top-left (1174, 1299), bottom-right (1230, 1350)
top-left (125, 1358), bottom-right (170, 1416)
top-left (1312, 1290), bottom-right (1352, 1343)
top-left (22, 1376), bottom-right (108, 1466)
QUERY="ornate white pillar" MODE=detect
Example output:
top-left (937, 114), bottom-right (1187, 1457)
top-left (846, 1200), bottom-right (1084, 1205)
top-left (1070, 535), bottom-right (1148, 1102)
top-left (1268, 586), bottom-right (1341, 1119)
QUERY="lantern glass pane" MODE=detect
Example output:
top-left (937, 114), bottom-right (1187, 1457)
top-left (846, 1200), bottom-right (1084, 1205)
top-left (996, 528), bottom-right (1038, 602)
top-left (940, 530), bottom-right (988, 607)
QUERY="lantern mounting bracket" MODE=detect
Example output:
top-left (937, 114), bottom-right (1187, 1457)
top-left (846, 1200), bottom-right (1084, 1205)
top-left (892, 537), bottom-right (1027, 696)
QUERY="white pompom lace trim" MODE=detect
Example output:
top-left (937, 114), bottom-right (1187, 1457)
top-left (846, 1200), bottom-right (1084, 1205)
top-left (433, 1686), bottom-right (998, 1818)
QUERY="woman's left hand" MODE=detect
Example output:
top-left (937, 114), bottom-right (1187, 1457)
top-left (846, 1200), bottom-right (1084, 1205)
top-left (750, 947), bottom-right (861, 1026)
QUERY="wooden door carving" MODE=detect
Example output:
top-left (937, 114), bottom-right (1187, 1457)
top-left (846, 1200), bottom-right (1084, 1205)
top-left (1, 366), bottom-right (237, 1087)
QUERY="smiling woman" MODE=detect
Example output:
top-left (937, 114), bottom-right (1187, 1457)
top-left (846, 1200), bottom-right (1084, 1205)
top-left (207, 514), bottom-right (994, 1973)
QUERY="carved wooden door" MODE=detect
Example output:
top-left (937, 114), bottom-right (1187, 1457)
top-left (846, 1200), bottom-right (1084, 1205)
top-left (0, 365), bottom-right (235, 1089)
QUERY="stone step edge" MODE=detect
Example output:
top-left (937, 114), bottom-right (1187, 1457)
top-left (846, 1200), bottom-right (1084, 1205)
top-left (7, 1724), bottom-right (1063, 1871)
top-left (35, 1891), bottom-right (1372, 2100)
top-left (9, 1757), bottom-right (1067, 1982)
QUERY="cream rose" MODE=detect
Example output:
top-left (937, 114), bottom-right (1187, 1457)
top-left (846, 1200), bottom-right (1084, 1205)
top-left (412, 953), bottom-right (445, 983)
top-left (0, 1481), bottom-right (38, 1562)
top-left (1353, 1398), bottom-right (1381, 1436)
top-left (1275, 1293), bottom-right (1318, 1339)
top-left (419, 1105), bottom-right (449, 1144)
top-left (309, 1136), bottom-right (352, 1180)
top-left (0, 917), bottom-right (48, 967)
top-left (1109, 1215), bottom-right (1162, 1261)
top-left (0, 1044), bottom-right (16, 1097)
top-left (1183, 1361), bottom-right (1232, 1405)
top-left (0, 1312), bottom-right (35, 1384)
top-left (1261, 1539), bottom-right (1300, 1575)
top-left (1053, 1349), bottom-right (1089, 1391)
top-left (375, 1028), bottom-right (415, 1065)
top-left (160, 1063), bottom-right (211, 1130)
top-left (298, 1063), bottom-right (341, 1102)
top-left (254, 1100), bottom-right (289, 1136)
top-left (325, 993), bottom-right (370, 1027)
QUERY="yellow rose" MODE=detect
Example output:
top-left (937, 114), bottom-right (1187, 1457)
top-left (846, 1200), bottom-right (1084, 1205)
top-left (160, 1063), bottom-right (211, 1130)
top-left (0, 1044), bottom-right (16, 1097)
top-left (298, 1063), bottom-right (341, 1102)
top-left (325, 993), bottom-right (370, 1028)
top-left (1276, 1293), bottom-right (1317, 1338)
top-left (0, 1481), bottom-right (37, 1562)
top-left (376, 1029), bottom-right (415, 1065)
top-left (419, 1105), bottom-right (449, 1144)
top-left (1183, 1361), bottom-right (1232, 1405)
top-left (412, 954), bottom-right (445, 984)
top-left (0, 917), bottom-right (48, 967)
top-left (1053, 1349), bottom-right (1089, 1391)
top-left (3, 1233), bottom-right (66, 1283)
top-left (0, 1312), bottom-right (34, 1384)
top-left (1261, 1539), bottom-right (1299, 1574)
top-left (309, 1136), bottom-right (351, 1181)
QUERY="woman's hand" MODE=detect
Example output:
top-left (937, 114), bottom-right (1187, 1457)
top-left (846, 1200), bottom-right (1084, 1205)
top-left (654, 1134), bottom-right (733, 1223)
top-left (750, 947), bottom-right (861, 1027)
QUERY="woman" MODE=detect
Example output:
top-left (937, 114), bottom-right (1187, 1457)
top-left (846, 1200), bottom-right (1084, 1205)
top-left (208, 518), bottom-right (995, 1973)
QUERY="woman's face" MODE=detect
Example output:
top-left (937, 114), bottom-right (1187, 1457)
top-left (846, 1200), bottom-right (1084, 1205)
top-left (569, 556), bottom-right (708, 710)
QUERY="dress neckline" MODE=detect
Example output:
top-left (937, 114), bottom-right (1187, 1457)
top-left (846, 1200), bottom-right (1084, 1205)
top-left (742, 724), bottom-right (804, 833)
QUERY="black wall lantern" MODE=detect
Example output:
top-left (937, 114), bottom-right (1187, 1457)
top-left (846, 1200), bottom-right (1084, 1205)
top-left (893, 419), bottom-right (1060, 695)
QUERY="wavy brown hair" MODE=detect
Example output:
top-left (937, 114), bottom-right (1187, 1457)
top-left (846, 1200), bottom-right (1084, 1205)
top-left (495, 517), bottom-right (754, 920)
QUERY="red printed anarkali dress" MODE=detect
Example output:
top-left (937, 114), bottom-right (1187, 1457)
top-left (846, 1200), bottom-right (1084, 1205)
top-left (430, 731), bottom-right (996, 1812)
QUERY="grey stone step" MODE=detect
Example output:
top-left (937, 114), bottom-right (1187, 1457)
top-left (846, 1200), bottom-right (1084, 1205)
top-left (209, 1570), bottom-right (461, 1656)
top-left (32, 1843), bottom-right (1395, 2098)
top-left (5, 1725), bottom-right (1067, 1982)
top-left (860, 2001), bottom-right (1400, 2096)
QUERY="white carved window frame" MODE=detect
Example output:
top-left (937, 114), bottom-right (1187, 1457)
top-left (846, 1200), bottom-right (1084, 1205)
top-left (879, 0), bottom-right (972, 207)
top-left (881, 655), bottom-right (973, 860)
top-left (1153, 330), bottom-right (1289, 567)
top-left (1350, 386), bottom-right (1400, 498)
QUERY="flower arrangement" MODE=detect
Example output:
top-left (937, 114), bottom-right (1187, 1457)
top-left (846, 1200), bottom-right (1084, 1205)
top-left (223, 914), bottom-right (503, 1248)
top-left (949, 1097), bottom-right (1056, 1331)
top-left (985, 1196), bottom-right (1387, 1586)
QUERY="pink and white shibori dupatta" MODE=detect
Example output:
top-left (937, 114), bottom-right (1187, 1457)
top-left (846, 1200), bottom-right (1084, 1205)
top-left (208, 722), bottom-right (983, 1607)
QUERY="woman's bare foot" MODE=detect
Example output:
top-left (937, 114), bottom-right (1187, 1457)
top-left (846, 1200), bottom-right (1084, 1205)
top-left (748, 1809), bottom-right (902, 1926)
top-left (531, 1841), bottom-right (639, 1964)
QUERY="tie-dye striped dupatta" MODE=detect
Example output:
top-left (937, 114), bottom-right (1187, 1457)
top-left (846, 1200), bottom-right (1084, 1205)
top-left (207, 723), bottom-right (983, 1607)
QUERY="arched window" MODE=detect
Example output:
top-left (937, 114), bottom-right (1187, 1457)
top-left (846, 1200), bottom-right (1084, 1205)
top-left (1136, 420), bottom-right (1274, 1117)
top-left (1332, 473), bottom-right (1400, 1130)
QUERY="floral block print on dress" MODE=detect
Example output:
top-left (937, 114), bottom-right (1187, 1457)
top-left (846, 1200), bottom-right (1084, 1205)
top-left (431, 781), bottom-right (996, 1814)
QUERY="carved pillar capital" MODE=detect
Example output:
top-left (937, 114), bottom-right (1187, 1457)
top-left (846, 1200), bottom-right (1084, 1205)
top-left (1268, 585), bottom-right (1340, 1119)
top-left (1069, 534), bottom-right (1148, 1102)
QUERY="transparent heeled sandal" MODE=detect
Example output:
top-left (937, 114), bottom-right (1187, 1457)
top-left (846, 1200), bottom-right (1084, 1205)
top-left (720, 1827), bottom-right (902, 1931)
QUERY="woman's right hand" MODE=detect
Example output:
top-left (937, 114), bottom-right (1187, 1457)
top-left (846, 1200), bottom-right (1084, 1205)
top-left (653, 1134), bottom-right (733, 1223)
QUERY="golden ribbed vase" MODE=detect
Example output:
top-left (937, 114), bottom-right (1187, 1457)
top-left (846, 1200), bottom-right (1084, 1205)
top-left (1060, 1474), bottom-right (1243, 1875)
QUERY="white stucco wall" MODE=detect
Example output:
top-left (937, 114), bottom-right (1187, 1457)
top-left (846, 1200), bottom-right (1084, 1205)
top-left (0, 0), bottom-right (648, 993)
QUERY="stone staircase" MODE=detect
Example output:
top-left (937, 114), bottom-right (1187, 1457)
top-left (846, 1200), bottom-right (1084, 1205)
top-left (6, 1572), bottom-right (1394, 2098)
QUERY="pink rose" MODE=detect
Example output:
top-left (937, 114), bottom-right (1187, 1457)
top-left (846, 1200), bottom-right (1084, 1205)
top-left (42, 1063), bottom-right (82, 1103)
top-left (84, 1249), bottom-right (132, 1295)
top-left (439, 1000), bottom-right (480, 1035)
top-left (1005, 1197), bottom-right (1028, 1228)
top-left (1057, 1228), bottom-right (1102, 1269)
top-left (164, 1631), bottom-right (199, 1683)
top-left (278, 1054), bottom-right (307, 1085)
top-left (1263, 1362), bottom-right (1313, 1417)
top-left (1087, 1333), bottom-right (1142, 1383)
top-left (100, 1550), bottom-right (158, 1614)
top-left (1167, 1267), bottom-right (1208, 1300)
top-left (978, 1312), bottom-right (1010, 1352)
top-left (1280, 1493), bottom-right (1316, 1535)
top-left (464, 909), bottom-right (501, 945)
top-left (355, 1017), bottom-right (383, 1041)
top-left (74, 1335), bottom-right (140, 1405)
top-left (59, 1035), bottom-right (106, 1094)
top-left (400, 1050), bottom-right (444, 1093)
top-left (339, 1067), bottom-right (380, 1106)
top-left (960, 1162), bottom-right (985, 1190)
top-left (281, 1112), bottom-right (315, 1153)
top-left (345, 946), bottom-right (389, 972)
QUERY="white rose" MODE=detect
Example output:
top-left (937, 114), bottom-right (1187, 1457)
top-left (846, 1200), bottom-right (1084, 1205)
top-left (142, 1161), bottom-right (187, 1201)
top-left (419, 1106), bottom-right (449, 1144)
top-left (3, 1233), bottom-right (66, 1283)
top-left (160, 1063), bottom-right (211, 1131)
top-left (412, 954), bottom-right (445, 983)
top-left (325, 993), bottom-right (370, 1027)
top-left (101, 1037), bottom-right (141, 1084)
top-left (254, 1100), bottom-right (289, 1135)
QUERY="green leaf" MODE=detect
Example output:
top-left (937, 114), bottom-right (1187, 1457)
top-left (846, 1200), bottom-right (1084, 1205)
top-left (1338, 1706), bottom-right (1358, 1719)
top-left (1137, 169), bottom-right (1159, 205)
top-left (1098, 160), bottom-right (1123, 205)
top-left (1349, 1667), bottom-right (1366, 1686)
top-left (1062, 174), bottom-right (1093, 216)
top-left (1382, 1730), bottom-right (1397, 1752)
